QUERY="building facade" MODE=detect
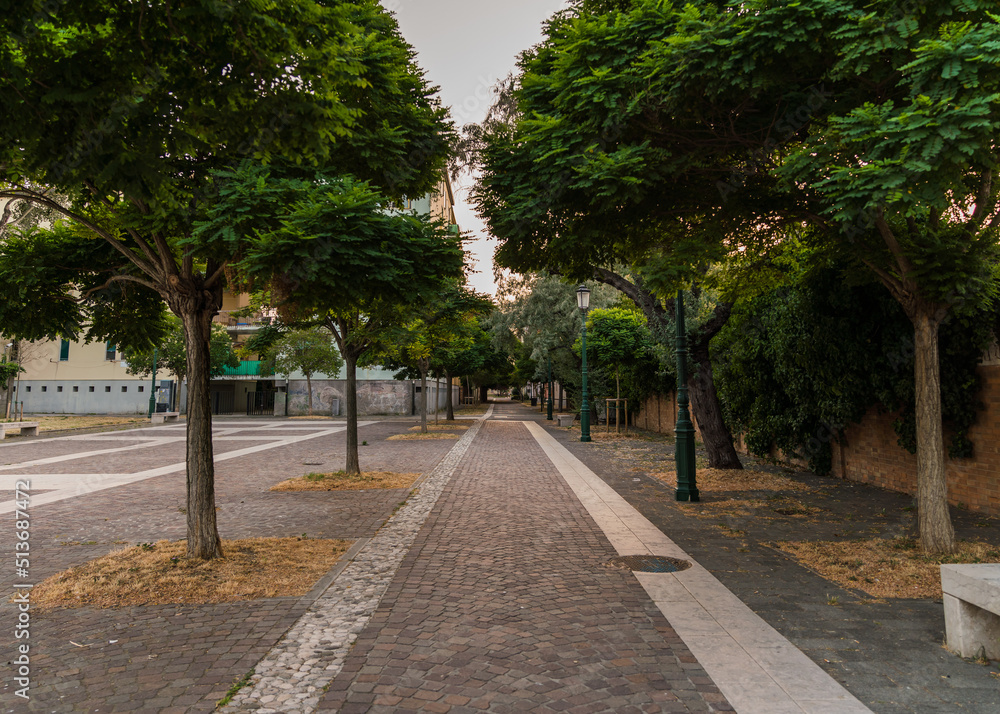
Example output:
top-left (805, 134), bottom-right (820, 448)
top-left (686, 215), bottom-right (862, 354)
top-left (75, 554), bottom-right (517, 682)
top-left (4, 174), bottom-right (462, 416)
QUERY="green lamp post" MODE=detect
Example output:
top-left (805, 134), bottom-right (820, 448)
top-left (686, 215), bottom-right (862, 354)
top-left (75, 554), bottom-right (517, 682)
top-left (546, 355), bottom-right (553, 421)
top-left (577, 284), bottom-right (591, 442)
top-left (147, 348), bottom-right (158, 418)
top-left (674, 290), bottom-right (699, 501)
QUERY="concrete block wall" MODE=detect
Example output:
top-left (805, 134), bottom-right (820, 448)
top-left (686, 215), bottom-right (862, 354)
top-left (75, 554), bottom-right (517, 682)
top-left (11, 379), bottom-right (152, 414)
top-left (283, 379), bottom-right (458, 417)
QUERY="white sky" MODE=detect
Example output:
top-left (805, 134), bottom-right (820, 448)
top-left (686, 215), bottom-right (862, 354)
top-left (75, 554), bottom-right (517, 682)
top-left (390, 0), bottom-right (570, 296)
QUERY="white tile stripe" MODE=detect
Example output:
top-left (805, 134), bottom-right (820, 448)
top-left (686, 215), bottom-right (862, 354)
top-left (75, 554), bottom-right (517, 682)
top-left (221, 403), bottom-right (496, 713)
top-left (0, 423), bottom-right (372, 515)
top-left (523, 421), bottom-right (872, 714)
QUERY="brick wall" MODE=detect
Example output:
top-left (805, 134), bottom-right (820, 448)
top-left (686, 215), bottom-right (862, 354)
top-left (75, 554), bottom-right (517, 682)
top-left (637, 365), bottom-right (1000, 517)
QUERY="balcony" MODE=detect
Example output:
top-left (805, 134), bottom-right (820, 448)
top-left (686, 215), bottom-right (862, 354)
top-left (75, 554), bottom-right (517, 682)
top-left (220, 360), bottom-right (263, 378)
top-left (212, 311), bottom-right (275, 331)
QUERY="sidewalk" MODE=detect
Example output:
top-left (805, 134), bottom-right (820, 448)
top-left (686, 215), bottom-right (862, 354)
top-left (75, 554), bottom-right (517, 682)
top-left (228, 400), bottom-right (865, 713)
top-left (5, 403), bottom-right (996, 712)
top-left (316, 410), bottom-right (731, 713)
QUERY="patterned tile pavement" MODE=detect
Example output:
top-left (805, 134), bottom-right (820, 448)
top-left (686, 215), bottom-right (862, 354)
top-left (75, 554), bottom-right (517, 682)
top-left (317, 415), bottom-right (731, 713)
top-left (1, 418), bottom-right (456, 713)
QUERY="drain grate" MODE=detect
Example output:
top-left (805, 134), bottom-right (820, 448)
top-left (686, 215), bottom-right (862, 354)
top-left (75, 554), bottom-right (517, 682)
top-left (606, 555), bottom-right (692, 573)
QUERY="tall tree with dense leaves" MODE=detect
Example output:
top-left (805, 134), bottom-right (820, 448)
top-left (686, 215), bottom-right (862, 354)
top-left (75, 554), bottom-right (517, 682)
top-left (470, 15), bottom-right (750, 470)
top-left (477, 0), bottom-right (1000, 552)
top-left (200, 166), bottom-right (465, 474)
top-left (0, 0), bottom-right (452, 558)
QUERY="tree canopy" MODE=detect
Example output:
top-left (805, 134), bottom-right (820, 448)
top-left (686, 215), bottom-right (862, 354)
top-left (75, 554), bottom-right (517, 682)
top-left (0, 0), bottom-right (454, 559)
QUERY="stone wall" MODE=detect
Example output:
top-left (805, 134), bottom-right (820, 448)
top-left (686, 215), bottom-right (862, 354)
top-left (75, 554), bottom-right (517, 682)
top-left (635, 364), bottom-right (1000, 517)
top-left (283, 379), bottom-right (457, 417)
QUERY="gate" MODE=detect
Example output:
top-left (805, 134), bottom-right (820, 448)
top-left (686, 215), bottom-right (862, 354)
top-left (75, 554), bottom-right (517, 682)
top-left (246, 391), bottom-right (276, 416)
top-left (210, 390), bottom-right (235, 415)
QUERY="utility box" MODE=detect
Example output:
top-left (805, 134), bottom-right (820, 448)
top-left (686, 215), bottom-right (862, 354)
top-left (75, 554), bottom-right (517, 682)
top-left (330, 398), bottom-right (340, 416)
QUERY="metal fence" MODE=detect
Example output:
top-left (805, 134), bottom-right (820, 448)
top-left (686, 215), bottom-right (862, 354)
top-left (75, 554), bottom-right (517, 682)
top-left (246, 391), bottom-right (276, 416)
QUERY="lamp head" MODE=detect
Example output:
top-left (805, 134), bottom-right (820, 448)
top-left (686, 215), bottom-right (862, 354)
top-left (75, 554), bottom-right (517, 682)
top-left (576, 284), bottom-right (591, 311)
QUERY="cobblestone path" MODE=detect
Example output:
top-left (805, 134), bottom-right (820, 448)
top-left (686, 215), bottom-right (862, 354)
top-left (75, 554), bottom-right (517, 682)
top-left (316, 418), bottom-right (730, 713)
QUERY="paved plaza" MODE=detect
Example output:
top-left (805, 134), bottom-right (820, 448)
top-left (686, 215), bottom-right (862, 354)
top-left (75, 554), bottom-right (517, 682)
top-left (1, 403), bottom-right (998, 713)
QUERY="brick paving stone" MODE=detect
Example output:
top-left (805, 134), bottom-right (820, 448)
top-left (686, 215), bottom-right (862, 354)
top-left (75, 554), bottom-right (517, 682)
top-left (317, 411), bottom-right (730, 713)
top-left (0, 419), bottom-right (455, 713)
top-left (548, 408), bottom-right (1000, 714)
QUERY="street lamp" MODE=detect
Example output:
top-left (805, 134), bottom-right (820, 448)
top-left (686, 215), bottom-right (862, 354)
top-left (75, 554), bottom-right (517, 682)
top-left (576, 284), bottom-right (591, 442)
top-left (674, 290), bottom-right (699, 502)
top-left (546, 355), bottom-right (553, 420)
top-left (147, 348), bottom-right (158, 418)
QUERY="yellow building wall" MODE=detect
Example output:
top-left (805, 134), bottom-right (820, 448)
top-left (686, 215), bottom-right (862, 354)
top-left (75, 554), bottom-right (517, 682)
top-left (17, 338), bottom-right (139, 382)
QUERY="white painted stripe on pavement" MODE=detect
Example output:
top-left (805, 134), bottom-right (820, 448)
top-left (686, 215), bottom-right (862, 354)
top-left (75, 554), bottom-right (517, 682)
top-left (0, 423), bottom-right (371, 514)
top-left (523, 421), bottom-right (872, 714)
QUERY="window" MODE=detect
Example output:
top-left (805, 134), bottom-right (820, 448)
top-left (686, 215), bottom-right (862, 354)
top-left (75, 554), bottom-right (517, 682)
top-left (105, 386), bottom-right (111, 392)
top-left (105, 342), bottom-right (116, 361)
top-left (121, 386), bottom-right (127, 393)
top-left (88, 386), bottom-right (94, 393)
top-left (59, 339), bottom-right (70, 361)
top-left (57, 386), bottom-right (63, 392)
top-left (41, 386), bottom-right (47, 392)
top-left (72, 386), bottom-right (79, 393)
top-left (25, 386), bottom-right (30, 393)
top-left (138, 386), bottom-right (144, 393)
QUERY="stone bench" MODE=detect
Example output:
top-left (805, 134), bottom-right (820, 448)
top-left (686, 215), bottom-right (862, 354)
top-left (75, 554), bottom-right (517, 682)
top-left (0, 422), bottom-right (39, 439)
top-left (150, 411), bottom-right (180, 424)
top-left (941, 563), bottom-right (1000, 659)
top-left (556, 414), bottom-right (575, 428)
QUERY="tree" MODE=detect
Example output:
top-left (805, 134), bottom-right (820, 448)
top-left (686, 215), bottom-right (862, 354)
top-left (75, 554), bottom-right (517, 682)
top-left (270, 328), bottom-right (343, 416)
top-left (123, 317), bottom-right (240, 411)
top-left (583, 307), bottom-right (657, 425)
top-left (376, 283), bottom-right (493, 433)
top-left (200, 165), bottom-right (465, 474)
top-left (470, 18), bottom-right (749, 469)
top-left (488, 273), bottom-right (620, 415)
top-left (475, 0), bottom-right (1000, 552)
top-left (0, 1), bottom-right (452, 558)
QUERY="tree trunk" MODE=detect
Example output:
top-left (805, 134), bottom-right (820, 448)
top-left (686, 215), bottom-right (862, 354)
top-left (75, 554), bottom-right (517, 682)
top-left (479, 384), bottom-right (488, 404)
top-left (305, 373), bottom-right (313, 416)
top-left (688, 337), bottom-right (743, 470)
top-left (344, 352), bottom-right (360, 474)
top-left (434, 375), bottom-right (439, 425)
top-left (419, 360), bottom-right (428, 433)
top-left (912, 307), bottom-right (956, 554)
top-left (446, 370), bottom-right (455, 420)
top-left (179, 308), bottom-right (224, 560)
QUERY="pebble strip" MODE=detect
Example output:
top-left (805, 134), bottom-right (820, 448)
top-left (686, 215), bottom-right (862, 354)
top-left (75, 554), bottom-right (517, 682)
top-left (222, 406), bottom-right (493, 713)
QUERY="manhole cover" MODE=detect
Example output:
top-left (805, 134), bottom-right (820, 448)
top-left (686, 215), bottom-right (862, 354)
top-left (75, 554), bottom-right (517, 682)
top-left (606, 555), bottom-right (692, 573)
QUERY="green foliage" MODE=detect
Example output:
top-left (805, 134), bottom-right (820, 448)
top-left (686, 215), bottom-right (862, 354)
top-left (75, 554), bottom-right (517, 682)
top-left (580, 307), bottom-right (659, 408)
top-left (270, 328), bottom-right (343, 380)
top-left (122, 318), bottom-right (238, 382)
top-left (197, 163), bottom-right (465, 311)
top-left (488, 273), bottom-right (619, 408)
top-left (0, 361), bottom-right (23, 384)
top-left (0, 224), bottom-right (168, 350)
top-left (714, 259), bottom-right (995, 474)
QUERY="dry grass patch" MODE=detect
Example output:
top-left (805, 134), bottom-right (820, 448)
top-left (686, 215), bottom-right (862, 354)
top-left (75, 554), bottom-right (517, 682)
top-left (30, 415), bottom-right (148, 432)
top-left (271, 470), bottom-right (419, 491)
top-left (649, 467), bottom-right (810, 494)
top-left (387, 432), bottom-right (459, 441)
top-left (30, 537), bottom-right (352, 609)
top-left (774, 537), bottom-right (1000, 599)
top-left (408, 424), bottom-right (469, 432)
